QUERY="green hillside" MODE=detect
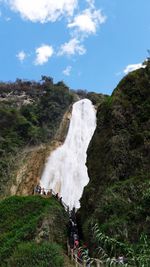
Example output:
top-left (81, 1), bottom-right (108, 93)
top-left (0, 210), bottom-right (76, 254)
top-left (0, 195), bottom-right (68, 267)
top-left (0, 79), bottom-right (75, 197)
top-left (79, 61), bottom-right (150, 265)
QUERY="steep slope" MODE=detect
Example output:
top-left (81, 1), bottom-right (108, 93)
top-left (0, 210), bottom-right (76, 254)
top-left (0, 79), bottom-right (75, 198)
top-left (9, 107), bottom-right (72, 197)
top-left (0, 195), bottom-right (71, 267)
top-left (0, 78), bottom-right (105, 199)
top-left (79, 61), bottom-right (150, 260)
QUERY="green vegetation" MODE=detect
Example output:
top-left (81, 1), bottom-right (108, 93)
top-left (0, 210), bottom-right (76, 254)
top-left (91, 223), bottom-right (150, 266)
top-left (1, 64), bottom-right (149, 265)
top-left (0, 78), bottom-right (75, 195)
top-left (87, 92), bottom-right (108, 106)
top-left (79, 61), bottom-right (150, 265)
top-left (7, 242), bottom-right (64, 267)
top-left (0, 77), bottom-right (107, 196)
top-left (0, 195), bottom-right (68, 266)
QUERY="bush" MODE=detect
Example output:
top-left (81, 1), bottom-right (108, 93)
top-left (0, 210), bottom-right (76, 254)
top-left (7, 242), bottom-right (64, 267)
top-left (0, 196), bottom-right (67, 265)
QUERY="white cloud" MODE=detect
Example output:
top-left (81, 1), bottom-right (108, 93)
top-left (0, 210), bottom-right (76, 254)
top-left (16, 50), bottom-right (27, 62)
top-left (63, 65), bottom-right (72, 76)
top-left (68, 8), bottom-right (106, 35)
top-left (2, 0), bottom-right (107, 60)
top-left (5, 0), bottom-right (78, 23)
top-left (123, 63), bottom-right (146, 74)
top-left (58, 38), bottom-right (86, 56)
top-left (34, 44), bottom-right (54, 65)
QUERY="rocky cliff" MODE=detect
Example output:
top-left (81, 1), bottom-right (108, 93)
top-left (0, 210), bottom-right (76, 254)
top-left (0, 79), bottom-right (75, 198)
top-left (0, 78), bottom-right (105, 198)
top-left (8, 107), bottom-right (72, 197)
top-left (79, 61), bottom-right (150, 260)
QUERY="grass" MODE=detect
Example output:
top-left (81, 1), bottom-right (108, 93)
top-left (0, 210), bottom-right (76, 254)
top-left (0, 195), bottom-right (67, 266)
top-left (6, 242), bottom-right (64, 267)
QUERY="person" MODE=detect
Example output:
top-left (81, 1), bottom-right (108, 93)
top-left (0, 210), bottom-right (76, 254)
top-left (68, 218), bottom-right (73, 237)
top-left (81, 245), bottom-right (89, 261)
top-left (38, 185), bottom-right (41, 194)
top-left (77, 246), bottom-right (90, 266)
top-left (55, 193), bottom-right (59, 199)
top-left (69, 218), bottom-right (78, 235)
top-left (35, 184), bottom-right (41, 194)
top-left (32, 187), bottom-right (35, 195)
top-left (73, 233), bottom-right (79, 249)
top-left (34, 185), bottom-right (38, 194)
top-left (71, 207), bottom-right (76, 222)
top-left (47, 190), bottom-right (52, 197)
top-left (69, 234), bottom-right (74, 252)
top-left (42, 188), bottom-right (46, 195)
top-left (74, 239), bottom-right (79, 249)
top-left (59, 197), bottom-right (63, 206)
top-left (77, 247), bottom-right (83, 263)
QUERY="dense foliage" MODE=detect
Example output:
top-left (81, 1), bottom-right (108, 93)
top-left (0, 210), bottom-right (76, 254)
top-left (79, 61), bottom-right (150, 264)
top-left (0, 195), bottom-right (67, 266)
top-left (74, 89), bottom-right (107, 106)
top-left (7, 242), bottom-right (64, 267)
top-left (0, 78), bottom-right (75, 195)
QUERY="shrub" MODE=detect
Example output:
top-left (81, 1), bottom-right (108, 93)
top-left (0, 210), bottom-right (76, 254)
top-left (0, 196), bottom-right (67, 265)
top-left (7, 242), bottom-right (64, 267)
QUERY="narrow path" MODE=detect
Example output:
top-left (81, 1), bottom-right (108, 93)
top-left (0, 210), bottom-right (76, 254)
top-left (33, 186), bottom-right (107, 267)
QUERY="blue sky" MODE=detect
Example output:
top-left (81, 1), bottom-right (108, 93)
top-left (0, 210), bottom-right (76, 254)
top-left (0, 0), bottom-right (149, 95)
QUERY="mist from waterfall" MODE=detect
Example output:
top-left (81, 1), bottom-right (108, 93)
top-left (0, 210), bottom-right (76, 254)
top-left (40, 99), bottom-right (96, 209)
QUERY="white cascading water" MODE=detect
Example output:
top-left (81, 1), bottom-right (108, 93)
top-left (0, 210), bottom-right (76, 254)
top-left (40, 99), bottom-right (96, 209)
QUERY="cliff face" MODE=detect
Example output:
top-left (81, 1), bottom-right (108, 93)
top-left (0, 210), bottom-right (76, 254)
top-left (79, 62), bottom-right (150, 247)
top-left (0, 79), bottom-right (75, 198)
top-left (0, 77), bottom-right (105, 199)
top-left (8, 108), bottom-right (72, 197)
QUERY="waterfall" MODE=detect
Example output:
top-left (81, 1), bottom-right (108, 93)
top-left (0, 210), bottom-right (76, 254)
top-left (40, 99), bottom-right (96, 209)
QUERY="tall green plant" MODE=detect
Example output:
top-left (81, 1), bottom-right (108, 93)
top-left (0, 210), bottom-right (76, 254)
top-left (92, 223), bottom-right (133, 266)
top-left (91, 223), bottom-right (150, 267)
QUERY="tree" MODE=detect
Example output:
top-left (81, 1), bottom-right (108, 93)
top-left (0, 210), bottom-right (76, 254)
top-left (41, 76), bottom-right (53, 85)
